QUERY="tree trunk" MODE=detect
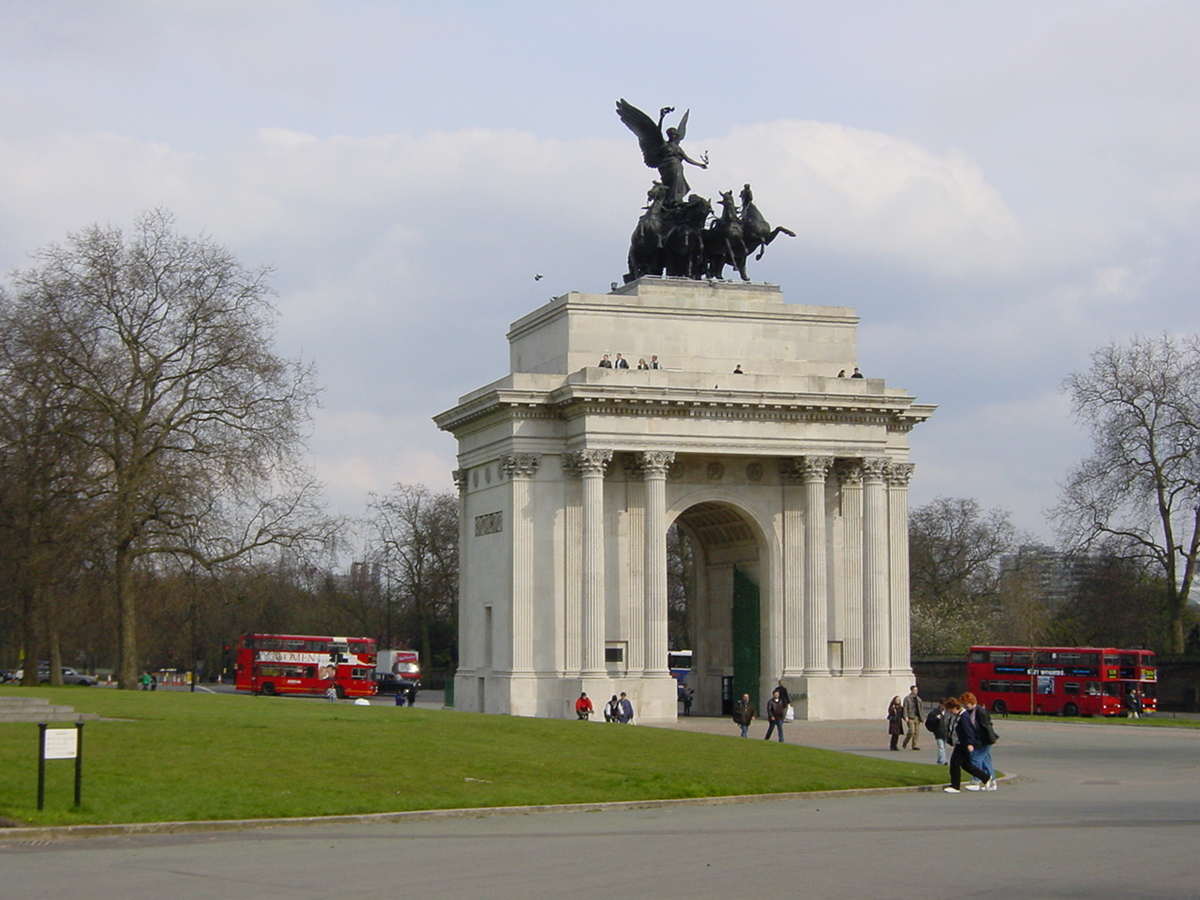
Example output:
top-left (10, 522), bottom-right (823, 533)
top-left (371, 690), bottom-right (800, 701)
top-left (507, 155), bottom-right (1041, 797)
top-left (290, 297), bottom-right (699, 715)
top-left (116, 544), bottom-right (139, 689)
top-left (19, 584), bottom-right (40, 686)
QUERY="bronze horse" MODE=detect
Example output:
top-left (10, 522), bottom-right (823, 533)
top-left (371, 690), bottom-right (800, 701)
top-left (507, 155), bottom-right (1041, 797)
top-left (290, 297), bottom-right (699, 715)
top-left (624, 182), bottom-right (668, 282)
top-left (740, 183), bottom-right (795, 261)
top-left (705, 190), bottom-right (749, 281)
top-left (662, 195), bottom-right (711, 279)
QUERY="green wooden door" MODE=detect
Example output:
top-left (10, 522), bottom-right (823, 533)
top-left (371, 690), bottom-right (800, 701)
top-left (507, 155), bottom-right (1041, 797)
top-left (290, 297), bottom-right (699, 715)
top-left (731, 566), bottom-right (760, 712)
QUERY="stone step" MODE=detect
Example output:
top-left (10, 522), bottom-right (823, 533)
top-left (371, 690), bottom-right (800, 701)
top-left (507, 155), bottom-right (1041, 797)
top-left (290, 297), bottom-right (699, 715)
top-left (0, 696), bottom-right (100, 723)
top-left (0, 711), bottom-right (99, 723)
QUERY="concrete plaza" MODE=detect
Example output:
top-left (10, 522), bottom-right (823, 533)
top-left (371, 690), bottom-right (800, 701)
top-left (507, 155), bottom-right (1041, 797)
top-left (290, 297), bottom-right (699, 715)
top-left (2, 715), bottom-right (1197, 899)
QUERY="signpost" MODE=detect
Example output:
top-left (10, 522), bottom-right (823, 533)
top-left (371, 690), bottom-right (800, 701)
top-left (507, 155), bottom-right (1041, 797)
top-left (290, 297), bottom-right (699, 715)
top-left (37, 722), bottom-right (83, 810)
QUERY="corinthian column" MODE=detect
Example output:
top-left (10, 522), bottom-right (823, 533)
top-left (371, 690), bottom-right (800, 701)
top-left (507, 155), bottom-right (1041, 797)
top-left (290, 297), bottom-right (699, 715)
top-left (572, 449), bottom-right (612, 677)
top-left (452, 469), bottom-right (471, 676)
top-left (501, 453), bottom-right (540, 674)
top-left (836, 460), bottom-right (864, 674)
top-left (641, 451), bottom-right (675, 677)
top-left (862, 457), bottom-right (890, 675)
top-left (778, 459), bottom-right (804, 678)
top-left (886, 462), bottom-right (915, 675)
top-left (801, 455), bottom-right (833, 676)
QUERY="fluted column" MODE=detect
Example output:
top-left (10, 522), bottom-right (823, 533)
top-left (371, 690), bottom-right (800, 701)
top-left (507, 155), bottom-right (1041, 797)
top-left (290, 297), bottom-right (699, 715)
top-left (779, 460), bottom-right (804, 676)
top-left (641, 451), bottom-right (675, 677)
top-left (886, 462), bottom-right (915, 674)
top-left (574, 449), bottom-right (612, 677)
top-left (801, 455), bottom-right (833, 676)
top-left (452, 469), bottom-right (471, 674)
top-left (836, 460), bottom-right (864, 674)
top-left (862, 457), bottom-right (890, 674)
top-left (501, 453), bottom-right (540, 674)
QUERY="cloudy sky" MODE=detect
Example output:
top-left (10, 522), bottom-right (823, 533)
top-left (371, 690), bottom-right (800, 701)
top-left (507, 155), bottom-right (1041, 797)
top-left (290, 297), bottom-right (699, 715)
top-left (2, 1), bottom-right (1198, 541)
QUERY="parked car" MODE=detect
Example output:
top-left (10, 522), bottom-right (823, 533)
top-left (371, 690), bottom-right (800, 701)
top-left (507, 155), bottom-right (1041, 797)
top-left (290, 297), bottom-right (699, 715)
top-left (11, 666), bottom-right (98, 685)
top-left (371, 672), bottom-right (419, 696)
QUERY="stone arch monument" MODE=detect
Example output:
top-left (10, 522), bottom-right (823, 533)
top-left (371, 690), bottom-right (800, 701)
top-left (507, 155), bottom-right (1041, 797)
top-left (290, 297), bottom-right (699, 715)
top-left (435, 277), bottom-right (934, 720)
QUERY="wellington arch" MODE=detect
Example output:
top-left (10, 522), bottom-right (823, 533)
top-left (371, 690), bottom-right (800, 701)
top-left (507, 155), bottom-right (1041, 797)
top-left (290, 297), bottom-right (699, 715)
top-left (434, 278), bottom-right (935, 720)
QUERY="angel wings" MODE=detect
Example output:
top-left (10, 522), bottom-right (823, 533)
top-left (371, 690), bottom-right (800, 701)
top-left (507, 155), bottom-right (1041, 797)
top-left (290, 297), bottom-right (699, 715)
top-left (616, 99), bottom-right (690, 168)
top-left (616, 99), bottom-right (707, 206)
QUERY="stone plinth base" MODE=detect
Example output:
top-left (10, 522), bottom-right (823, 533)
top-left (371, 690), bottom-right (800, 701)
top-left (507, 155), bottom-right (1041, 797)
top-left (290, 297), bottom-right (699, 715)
top-left (454, 672), bottom-right (679, 721)
top-left (779, 673), bottom-right (915, 721)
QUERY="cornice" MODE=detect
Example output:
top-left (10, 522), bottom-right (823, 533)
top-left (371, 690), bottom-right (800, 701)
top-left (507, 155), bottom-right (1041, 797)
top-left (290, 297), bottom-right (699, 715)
top-left (436, 384), bottom-right (937, 435)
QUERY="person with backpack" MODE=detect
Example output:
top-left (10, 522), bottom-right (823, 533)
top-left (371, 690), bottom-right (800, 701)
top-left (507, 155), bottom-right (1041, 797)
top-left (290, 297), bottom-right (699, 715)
top-left (945, 692), bottom-right (993, 793)
top-left (924, 698), bottom-right (954, 764)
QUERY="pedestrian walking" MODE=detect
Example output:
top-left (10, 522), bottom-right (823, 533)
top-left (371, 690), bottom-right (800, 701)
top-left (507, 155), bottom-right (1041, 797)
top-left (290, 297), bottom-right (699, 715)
top-left (732, 693), bottom-right (757, 738)
top-left (945, 692), bottom-right (993, 793)
top-left (930, 698), bottom-right (957, 764)
top-left (764, 688), bottom-right (786, 742)
top-left (965, 694), bottom-right (999, 790)
top-left (887, 696), bottom-right (905, 750)
top-left (617, 692), bottom-right (635, 724)
top-left (901, 684), bottom-right (922, 750)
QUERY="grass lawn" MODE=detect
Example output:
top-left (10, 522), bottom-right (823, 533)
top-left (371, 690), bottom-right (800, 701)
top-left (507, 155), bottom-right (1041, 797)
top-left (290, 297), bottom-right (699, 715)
top-left (1046, 713), bottom-right (1200, 729)
top-left (0, 687), bottom-right (944, 827)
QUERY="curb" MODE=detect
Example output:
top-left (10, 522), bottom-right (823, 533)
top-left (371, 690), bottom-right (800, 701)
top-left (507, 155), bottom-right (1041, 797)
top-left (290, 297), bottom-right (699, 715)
top-left (0, 776), bottom-right (1016, 843)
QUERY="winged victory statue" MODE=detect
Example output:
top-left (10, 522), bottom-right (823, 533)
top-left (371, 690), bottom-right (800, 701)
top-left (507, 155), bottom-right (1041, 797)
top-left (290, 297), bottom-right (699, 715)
top-left (616, 99), bottom-right (709, 207)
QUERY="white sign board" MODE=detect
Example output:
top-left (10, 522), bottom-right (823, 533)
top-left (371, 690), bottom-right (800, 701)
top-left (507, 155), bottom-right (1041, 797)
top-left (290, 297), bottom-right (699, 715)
top-left (44, 728), bottom-right (78, 760)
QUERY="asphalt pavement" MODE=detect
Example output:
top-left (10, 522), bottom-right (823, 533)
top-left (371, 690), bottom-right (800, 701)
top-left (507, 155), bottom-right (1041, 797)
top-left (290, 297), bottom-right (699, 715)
top-left (2, 713), bottom-right (1197, 900)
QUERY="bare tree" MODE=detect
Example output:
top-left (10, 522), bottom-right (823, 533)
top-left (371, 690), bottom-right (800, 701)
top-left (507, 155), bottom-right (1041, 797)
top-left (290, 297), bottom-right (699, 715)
top-left (363, 484), bottom-right (458, 670)
top-left (666, 523), bottom-right (696, 650)
top-left (3, 210), bottom-right (325, 687)
top-left (0, 299), bottom-right (100, 684)
top-left (1054, 334), bottom-right (1200, 653)
top-left (908, 497), bottom-right (1017, 655)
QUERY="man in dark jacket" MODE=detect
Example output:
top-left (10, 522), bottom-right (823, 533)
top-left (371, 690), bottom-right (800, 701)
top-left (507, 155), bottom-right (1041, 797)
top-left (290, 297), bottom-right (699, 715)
top-left (733, 693), bottom-right (757, 738)
top-left (945, 692), bottom-right (991, 793)
top-left (763, 688), bottom-right (787, 742)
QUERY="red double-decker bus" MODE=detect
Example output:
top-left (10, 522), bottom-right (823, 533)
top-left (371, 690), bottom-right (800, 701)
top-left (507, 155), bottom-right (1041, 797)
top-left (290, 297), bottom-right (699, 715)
top-left (234, 634), bottom-right (378, 698)
top-left (967, 645), bottom-right (1157, 717)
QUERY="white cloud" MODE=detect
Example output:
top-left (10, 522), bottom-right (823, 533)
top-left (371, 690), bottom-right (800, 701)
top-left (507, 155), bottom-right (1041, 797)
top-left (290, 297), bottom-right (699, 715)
top-left (704, 120), bottom-right (1024, 275)
top-left (0, 99), bottom-right (1196, 531)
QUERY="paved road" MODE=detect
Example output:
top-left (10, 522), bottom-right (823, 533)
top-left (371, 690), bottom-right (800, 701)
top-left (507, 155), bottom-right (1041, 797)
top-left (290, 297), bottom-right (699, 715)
top-left (2, 716), bottom-right (1198, 900)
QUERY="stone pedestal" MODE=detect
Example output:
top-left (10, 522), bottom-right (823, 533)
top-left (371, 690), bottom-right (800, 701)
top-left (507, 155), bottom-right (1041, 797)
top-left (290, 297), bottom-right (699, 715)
top-left (437, 278), bottom-right (934, 721)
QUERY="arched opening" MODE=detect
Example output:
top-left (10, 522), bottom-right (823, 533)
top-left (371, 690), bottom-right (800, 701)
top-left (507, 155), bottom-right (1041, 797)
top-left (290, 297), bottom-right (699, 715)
top-left (668, 500), bottom-right (764, 717)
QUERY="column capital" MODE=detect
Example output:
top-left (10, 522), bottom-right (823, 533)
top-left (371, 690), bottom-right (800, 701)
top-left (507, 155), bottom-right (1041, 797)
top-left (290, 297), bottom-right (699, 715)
top-left (640, 450), bottom-right (676, 477)
top-left (885, 462), bottom-right (915, 487)
top-left (565, 448), bottom-right (613, 477)
top-left (452, 468), bottom-right (468, 491)
top-left (500, 452), bottom-right (541, 479)
top-left (800, 455), bottom-right (834, 482)
top-left (862, 457), bottom-right (890, 481)
top-left (835, 458), bottom-right (863, 486)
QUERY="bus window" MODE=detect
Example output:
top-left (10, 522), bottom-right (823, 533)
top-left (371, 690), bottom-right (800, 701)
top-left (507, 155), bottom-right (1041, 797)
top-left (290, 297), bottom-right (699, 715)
top-left (1064, 682), bottom-right (1081, 695)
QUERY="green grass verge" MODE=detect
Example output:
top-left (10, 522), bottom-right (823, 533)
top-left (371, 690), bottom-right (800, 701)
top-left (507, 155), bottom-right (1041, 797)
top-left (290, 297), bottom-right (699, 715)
top-left (0, 687), bottom-right (944, 827)
top-left (1046, 714), bottom-right (1200, 728)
